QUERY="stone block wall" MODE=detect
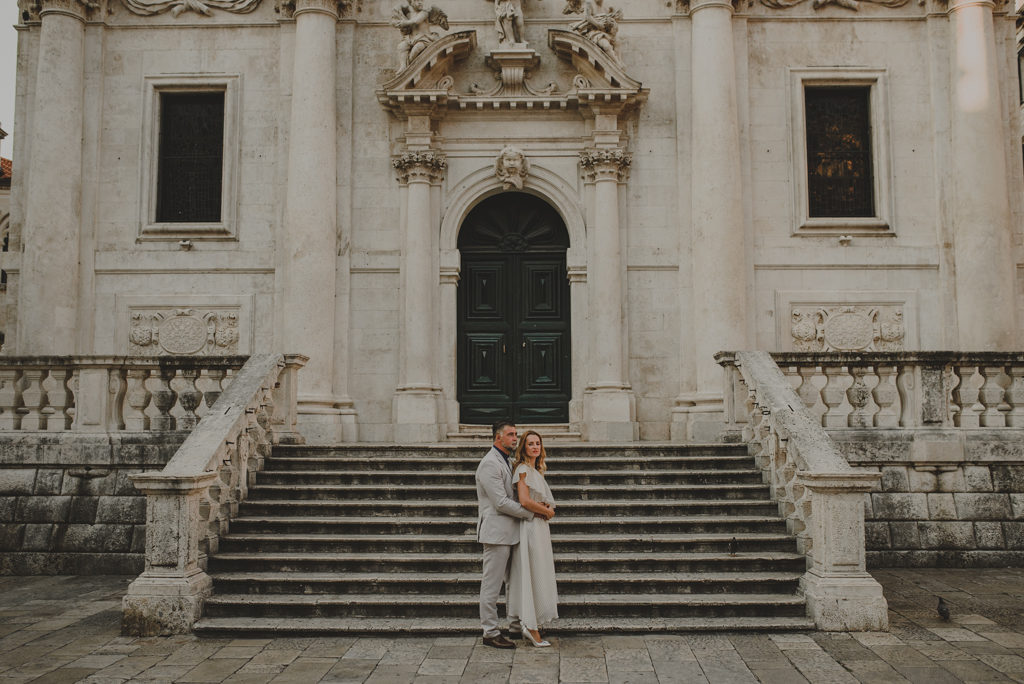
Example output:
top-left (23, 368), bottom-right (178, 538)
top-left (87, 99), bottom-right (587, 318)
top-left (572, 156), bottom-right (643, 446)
top-left (0, 433), bottom-right (185, 574)
top-left (837, 431), bottom-right (1024, 567)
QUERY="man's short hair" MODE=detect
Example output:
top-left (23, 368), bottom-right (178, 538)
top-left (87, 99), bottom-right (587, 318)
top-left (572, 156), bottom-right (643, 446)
top-left (491, 419), bottom-right (515, 440)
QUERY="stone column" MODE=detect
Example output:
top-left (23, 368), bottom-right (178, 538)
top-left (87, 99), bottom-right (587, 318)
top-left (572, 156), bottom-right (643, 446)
top-left (674, 0), bottom-right (748, 441)
top-left (17, 0), bottom-right (89, 354)
top-left (948, 0), bottom-right (1017, 349)
top-left (580, 149), bottom-right (637, 442)
top-left (393, 151), bottom-right (446, 443)
top-left (281, 0), bottom-right (343, 442)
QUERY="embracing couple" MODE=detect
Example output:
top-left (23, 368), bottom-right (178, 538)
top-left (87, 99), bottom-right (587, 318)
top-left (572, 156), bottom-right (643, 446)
top-left (475, 420), bottom-right (559, 648)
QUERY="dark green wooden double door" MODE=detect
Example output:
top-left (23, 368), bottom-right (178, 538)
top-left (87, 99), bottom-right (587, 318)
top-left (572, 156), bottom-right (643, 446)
top-left (457, 193), bottom-right (571, 424)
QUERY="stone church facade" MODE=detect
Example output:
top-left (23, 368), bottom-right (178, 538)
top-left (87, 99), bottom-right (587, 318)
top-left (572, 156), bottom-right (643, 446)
top-left (7, 0), bottom-right (1023, 445)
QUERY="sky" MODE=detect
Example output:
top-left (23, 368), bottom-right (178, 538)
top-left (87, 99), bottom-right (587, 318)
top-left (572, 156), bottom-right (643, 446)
top-left (1, 9), bottom-right (16, 161)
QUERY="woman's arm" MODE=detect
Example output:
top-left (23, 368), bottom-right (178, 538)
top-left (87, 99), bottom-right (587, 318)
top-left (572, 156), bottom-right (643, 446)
top-left (517, 474), bottom-right (554, 519)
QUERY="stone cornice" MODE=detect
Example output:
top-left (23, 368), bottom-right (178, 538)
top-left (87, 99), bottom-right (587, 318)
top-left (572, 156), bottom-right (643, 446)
top-left (393, 151), bottom-right (448, 184)
top-left (580, 148), bottom-right (631, 182)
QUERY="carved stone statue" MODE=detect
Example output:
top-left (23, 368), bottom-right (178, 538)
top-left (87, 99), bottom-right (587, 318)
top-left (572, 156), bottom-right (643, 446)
top-left (391, 0), bottom-right (450, 72)
top-left (486, 0), bottom-right (542, 46)
top-left (562, 0), bottom-right (623, 66)
top-left (495, 146), bottom-right (530, 190)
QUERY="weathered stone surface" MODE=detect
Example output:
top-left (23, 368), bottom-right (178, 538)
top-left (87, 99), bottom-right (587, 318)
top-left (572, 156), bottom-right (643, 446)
top-left (865, 522), bottom-right (891, 549)
top-left (973, 522), bottom-right (1005, 549)
top-left (15, 496), bottom-right (71, 523)
top-left (927, 493), bottom-right (957, 520)
top-left (61, 471), bottom-right (117, 497)
top-left (0, 523), bottom-right (26, 550)
top-left (991, 466), bottom-right (1024, 492)
top-left (871, 493), bottom-right (928, 520)
top-left (919, 522), bottom-right (976, 549)
top-left (0, 551), bottom-right (142, 574)
top-left (1011, 494), bottom-right (1024, 520)
top-left (0, 469), bottom-right (37, 495)
top-left (880, 466), bottom-right (909, 492)
top-left (1004, 523), bottom-right (1024, 550)
top-left (57, 524), bottom-right (133, 553)
top-left (131, 525), bottom-right (146, 553)
top-left (0, 496), bottom-right (15, 522)
top-left (22, 523), bottom-right (57, 551)
top-left (908, 468), bottom-right (938, 493)
top-left (937, 468), bottom-right (965, 492)
top-left (889, 522), bottom-right (922, 549)
top-left (33, 469), bottom-right (64, 495)
top-left (68, 495), bottom-right (100, 524)
top-left (96, 496), bottom-right (146, 524)
top-left (964, 466), bottom-right (994, 492)
top-left (953, 493), bottom-right (1012, 520)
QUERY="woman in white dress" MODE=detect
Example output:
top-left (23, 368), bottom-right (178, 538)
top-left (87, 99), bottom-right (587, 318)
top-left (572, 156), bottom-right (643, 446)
top-left (508, 430), bottom-right (558, 647)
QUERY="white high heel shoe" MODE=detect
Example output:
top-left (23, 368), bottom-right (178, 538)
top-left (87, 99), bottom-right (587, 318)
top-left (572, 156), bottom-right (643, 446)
top-left (522, 625), bottom-right (551, 648)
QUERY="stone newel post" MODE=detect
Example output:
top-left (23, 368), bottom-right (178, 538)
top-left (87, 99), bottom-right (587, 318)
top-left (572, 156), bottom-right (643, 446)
top-left (17, 0), bottom-right (89, 354)
top-left (948, 0), bottom-right (1018, 349)
top-left (674, 0), bottom-right (749, 441)
top-left (393, 151), bottom-right (447, 443)
top-left (281, 0), bottom-right (346, 441)
top-left (580, 147), bottom-right (637, 442)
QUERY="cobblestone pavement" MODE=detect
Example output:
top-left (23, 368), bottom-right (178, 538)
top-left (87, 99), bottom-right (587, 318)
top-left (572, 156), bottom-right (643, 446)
top-left (0, 569), bottom-right (1022, 683)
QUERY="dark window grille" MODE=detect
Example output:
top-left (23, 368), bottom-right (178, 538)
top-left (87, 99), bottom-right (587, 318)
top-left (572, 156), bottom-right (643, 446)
top-left (156, 91), bottom-right (225, 223)
top-left (805, 86), bottom-right (874, 218)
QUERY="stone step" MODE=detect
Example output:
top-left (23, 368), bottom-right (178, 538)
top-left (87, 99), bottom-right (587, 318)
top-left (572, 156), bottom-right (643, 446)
top-left (206, 551), bottom-right (806, 574)
top-left (216, 532), bottom-right (797, 555)
top-left (227, 515), bottom-right (788, 536)
top-left (208, 571), bottom-right (803, 596)
top-left (252, 469), bottom-right (765, 487)
top-left (192, 615), bottom-right (816, 636)
top-left (272, 444), bottom-right (750, 461)
top-left (236, 498), bottom-right (782, 518)
top-left (263, 454), bottom-right (757, 472)
top-left (201, 592), bottom-right (808, 619)
top-left (244, 483), bottom-right (773, 501)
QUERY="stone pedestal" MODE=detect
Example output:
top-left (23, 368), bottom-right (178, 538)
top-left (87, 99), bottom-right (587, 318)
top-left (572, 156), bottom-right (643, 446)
top-left (948, 0), bottom-right (1017, 350)
top-left (484, 48), bottom-right (540, 96)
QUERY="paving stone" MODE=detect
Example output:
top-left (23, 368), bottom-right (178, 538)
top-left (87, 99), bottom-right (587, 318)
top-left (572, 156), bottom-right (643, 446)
top-left (890, 666), bottom-right (964, 684)
top-left (269, 656), bottom-right (336, 683)
top-left (23, 668), bottom-right (100, 684)
top-left (458, 662), bottom-right (510, 684)
top-left (416, 658), bottom-right (467, 676)
top-left (982, 634), bottom-right (1024, 650)
top-left (560, 656), bottom-right (608, 682)
top-left (904, 640), bottom-right (977, 661)
top-left (651, 661), bottom-right (708, 684)
top-left (322, 657), bottom-right (379, 683)
top-left (605, 648), bottom-right (654, 672)
top-left (783, 648), bottom-right (859, 684)
top-left (607, 671), bottom-right (660, 684)
top-left (843, 659), bottom-right (912, 684)
top-left (177, 657), bottom-right (249, 683)
top-left (929, 628), bottom-right (992, 642)
top-left (748, 665), bottom-right (811, 684)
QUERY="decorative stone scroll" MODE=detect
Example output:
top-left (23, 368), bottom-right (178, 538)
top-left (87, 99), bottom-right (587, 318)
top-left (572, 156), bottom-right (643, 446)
top-left (121, 0), bottom-right (261, 16)
top-left (393, 151), bottom-right (448, 184)
top-left (495, 146), bottom-right (531, 190)
top-left (579, 148), bottom-right (631, 182)
top-left (760, 0), bottom-right (908, 10)
top-left (791, 305), bottom-right (905, 352)
top-left (129, 309), bottom-right (241, 356)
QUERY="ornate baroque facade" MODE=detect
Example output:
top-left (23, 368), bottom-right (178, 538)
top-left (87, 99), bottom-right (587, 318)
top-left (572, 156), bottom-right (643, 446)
top-left (6, 0), bottom-right (1023, 443)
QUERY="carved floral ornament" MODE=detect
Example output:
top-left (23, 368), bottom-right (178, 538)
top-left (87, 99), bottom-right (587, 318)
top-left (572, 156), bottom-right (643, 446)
top-left (579, 148), bottom-right (631, 181)
top-left (393, 150), bottom-right (448, 183)
top-left (19, 0), bottom-right (98, 19)
top-left (791, 305), bottom-right (905, 352)
top-left (129, 308), bottom-right (240, 355)
top-left (114, 0), bottom-right (360, 17)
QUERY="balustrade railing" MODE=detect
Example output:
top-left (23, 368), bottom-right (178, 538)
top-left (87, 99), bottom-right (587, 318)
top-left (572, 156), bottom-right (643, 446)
top-left (729, 352), bottom-right (1024, 431)
top-left (717, 351), bottom-right (888, 631)
top-left (0, 356), bottom-right (252, 433)
top-left (122, 353), bottom-right (306, 636)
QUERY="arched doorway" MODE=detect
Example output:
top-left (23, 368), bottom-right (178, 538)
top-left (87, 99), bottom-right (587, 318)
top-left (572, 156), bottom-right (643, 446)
top-left (457, 193), bottom-right (572, 424)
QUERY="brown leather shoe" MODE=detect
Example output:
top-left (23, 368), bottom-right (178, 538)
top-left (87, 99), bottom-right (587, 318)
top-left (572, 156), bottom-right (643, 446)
top-left (482, 635), bottom-right (516, 649)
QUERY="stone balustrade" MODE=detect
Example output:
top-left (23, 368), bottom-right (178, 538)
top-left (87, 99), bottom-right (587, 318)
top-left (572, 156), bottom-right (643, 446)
top-left (0, 356), bottom-right (255, 433)
top-left (717, 351), bottom-right (888, 631)
top-left (762, 351), bottom-right (1024, 430)
top-left (121, 353), bottom-right (306, 636)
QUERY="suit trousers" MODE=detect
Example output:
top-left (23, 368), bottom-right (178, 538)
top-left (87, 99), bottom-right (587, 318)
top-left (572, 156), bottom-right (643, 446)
top-left (480, 542), bottom-right (518, 637)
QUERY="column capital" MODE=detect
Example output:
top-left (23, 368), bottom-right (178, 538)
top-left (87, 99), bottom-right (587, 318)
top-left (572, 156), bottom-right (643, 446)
top-left (580, 148), bottom-right (631, 182)
top-left (944, 0), bottom-right (998, 12)
top-left (36, 0), bottom-right (96, 21)
top-left (278, 0), bottom-right (351, 20)
top-left (394, 150), bottom-right (448, 184)
top-left (688, 0), bottom-right (739, 15)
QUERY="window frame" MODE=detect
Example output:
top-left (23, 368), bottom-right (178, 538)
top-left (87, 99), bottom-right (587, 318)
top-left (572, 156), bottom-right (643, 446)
top-left (788, 67), bottom-right (894, 237)
top-left (138, 74), bottom-right (240, 241)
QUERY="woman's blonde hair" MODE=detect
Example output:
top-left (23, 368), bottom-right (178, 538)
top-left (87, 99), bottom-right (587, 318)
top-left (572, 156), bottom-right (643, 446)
top-left (512, 429), bottom-right (548, 474)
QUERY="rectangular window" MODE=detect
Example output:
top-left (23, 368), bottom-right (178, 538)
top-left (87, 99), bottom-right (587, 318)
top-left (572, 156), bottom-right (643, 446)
top-left (804, 86), bottom-right (874, 218)
top-left (155, 92), bottom-right (225, 223)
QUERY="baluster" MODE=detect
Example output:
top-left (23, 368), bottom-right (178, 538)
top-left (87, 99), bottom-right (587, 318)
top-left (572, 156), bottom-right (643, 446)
top-left (204, 368), bottom-right (227, 410)
top-left (895, 364), bottom-right (914, 427)
top-left (952, 365), bottom-right (982, 428)
top-left (19, 370), bottom-right (47, 430)
top-left (820, 365), bottom-right (849, 428)
top-left (177, 369), bottom-right (202, 430)
top-left (977, 366), bottom-right (1009, 427)
top-left (846, 365), bottom-right (873, 428)
top-left (43, 369), bottom-right (71, 431)
top-left (795, 365), bottom-right (820, 412)
top-left (873, 364), bottom-right (900, 427)
top-left (124, 369), bottom-right (151, 431)
top-left (151, 368), bottom-right (178, 431)
top-left (0, 369), bottom-right (21, 429)
top-left (1005, 365), bottom-right (1024, 427)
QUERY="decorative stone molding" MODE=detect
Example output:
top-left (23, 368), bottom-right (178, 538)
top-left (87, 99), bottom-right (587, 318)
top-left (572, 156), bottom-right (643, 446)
top-left (393, 151), bottom-right (448, 184)
top-left (791, 305), bottom-right (905, 352)
top-left (121, 0), bottom-right (261, 17)
top-left (377, 31), bottom-right (476, 115)
top-left (579, 148), bottom-right (631, 182)
top-left (274, 0), bottom-right (357, 17)
top-left (494, 146), bottom-right (531, 190)
top-left (761, 0), bottom-right (908, 10)
top-left (129, 309), bottom-right (241, 356)
top-left (22, 0), bottom-right (97, 20)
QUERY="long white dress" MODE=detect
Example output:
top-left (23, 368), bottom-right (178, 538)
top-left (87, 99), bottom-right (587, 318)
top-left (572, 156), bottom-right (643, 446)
top-left (508, 463), bottom-right (558, 630)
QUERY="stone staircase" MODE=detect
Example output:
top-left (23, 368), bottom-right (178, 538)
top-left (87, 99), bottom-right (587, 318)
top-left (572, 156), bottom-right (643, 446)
top-left (192, 444), bottom-right (814, 635)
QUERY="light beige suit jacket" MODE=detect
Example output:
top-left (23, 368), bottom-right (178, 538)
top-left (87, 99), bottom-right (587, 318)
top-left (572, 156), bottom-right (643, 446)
top-left (475, 446), bottom-right (532, 545)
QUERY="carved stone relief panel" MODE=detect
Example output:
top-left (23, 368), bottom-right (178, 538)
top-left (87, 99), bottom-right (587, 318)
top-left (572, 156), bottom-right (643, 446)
top-left (115, 296), bottom-right (253, 356)
top-left (774, 290), bottom-right (918, 352)
top-left (121, 0), bottom-right (261, 16)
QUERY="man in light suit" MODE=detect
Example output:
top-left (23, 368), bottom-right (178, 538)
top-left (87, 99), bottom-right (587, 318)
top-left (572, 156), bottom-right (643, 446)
top-left (476, 420), bottom-right (548, 648)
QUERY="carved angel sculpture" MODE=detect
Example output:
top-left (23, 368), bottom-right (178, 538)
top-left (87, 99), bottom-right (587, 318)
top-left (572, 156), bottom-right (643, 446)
top-left (495, 146), bottom-right (531, 190)
top-left (392, 0), bottom-right (450, 72)
top-left (562, 0), bottom-right (624, 66)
